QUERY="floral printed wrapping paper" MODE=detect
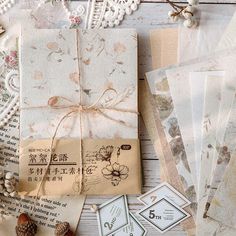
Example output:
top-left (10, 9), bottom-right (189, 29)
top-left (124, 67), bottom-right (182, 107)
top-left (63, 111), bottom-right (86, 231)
top-left (18, 28), bottom-right (141, 196)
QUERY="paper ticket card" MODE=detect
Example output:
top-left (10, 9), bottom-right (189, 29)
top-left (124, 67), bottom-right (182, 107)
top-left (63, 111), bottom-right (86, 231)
top-left (97, 195), bottom-right (130, 236)
top-left (138, 182), bottom-right (190, 207)
top-left (112, 212), bottom-right (147, 236)
top-left (137, 198), bottom-right (190, 234)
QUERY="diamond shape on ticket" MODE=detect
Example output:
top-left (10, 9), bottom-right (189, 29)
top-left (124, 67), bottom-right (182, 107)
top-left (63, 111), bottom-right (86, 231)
top-left (97, 195), bottom-right (130, 236)
top-left (113, 212), bottom-right (147, 236)
top-left (137, 198), bottom-right (190, 233)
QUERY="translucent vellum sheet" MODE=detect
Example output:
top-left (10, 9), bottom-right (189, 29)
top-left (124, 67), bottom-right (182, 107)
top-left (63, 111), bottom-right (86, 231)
top-left (190, 72), bottom-right (206, 186)
top-left (190, 71), bottom-right (224, 187)
top-left (166, 48), bottom-right (236, 235)
top-left (146, 69), bottom-right (198, 216)
top-left (178, 5), bottom-right (236, 62)
top-left (166, 66), bottom-right (198, 194)
top-left (205, 10), bottom-right (236, 221)
top-left (139, 81), bottom-right (196, 235)
top-left (206, 11), bottom-right (236, 209)
top-left (218, 12), bottom-right (236, 51)
top-left (196, 74), bottom-right (223, 235)
top-left (140, 28), bottom-right (196, 235)
top-left (206, 94), bottom-right (236, 215)
top-left (208, 152), bottom-right (236, 229)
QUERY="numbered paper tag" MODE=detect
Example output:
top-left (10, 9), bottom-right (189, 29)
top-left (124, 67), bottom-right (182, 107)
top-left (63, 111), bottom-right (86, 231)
top-left (138, 182), bottom-right (190, 207)
top-left (137, 198), bottom-right (190, 234)
top-left (113, 212), bottom-right (147, 236)
top-left (97, 195), bottom-right (130, 236)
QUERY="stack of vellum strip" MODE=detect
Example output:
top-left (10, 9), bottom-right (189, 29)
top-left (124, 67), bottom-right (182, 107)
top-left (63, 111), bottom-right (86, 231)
top-left (139, 28), bottom-right (196, 236)
top-left (142, 13), bottom-right (236, 235)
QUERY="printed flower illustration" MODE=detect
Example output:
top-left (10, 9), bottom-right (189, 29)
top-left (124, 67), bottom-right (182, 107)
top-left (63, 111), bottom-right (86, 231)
top-left (217, 146), bottom-right (231, 164)
top-left (69, 15), bottom-right (81, 28)
top-left (96, 145), bottom-right (114, 162)
top-left (102, 162), bottom-right (129, 186)
top-left (154, 94), bottom-right (173, 120)
top-left (168, 117), bottom-right (180, 138)
top-left (169, 137), bottom-right (191, 172)
top-left (5, 51), bottom-right (17, 68)
top-left (170, 137), bottom-right (184, 157)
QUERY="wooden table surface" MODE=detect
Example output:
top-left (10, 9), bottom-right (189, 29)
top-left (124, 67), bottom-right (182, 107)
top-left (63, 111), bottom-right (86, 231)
top-left (77, 1), bottom-right (236, 235)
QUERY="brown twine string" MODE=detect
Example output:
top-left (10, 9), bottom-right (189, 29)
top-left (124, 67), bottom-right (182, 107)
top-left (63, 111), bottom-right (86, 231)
top-left (28, 87), bottom-right (138, 212)
top-left (166, 0), bottom-right (194, 17)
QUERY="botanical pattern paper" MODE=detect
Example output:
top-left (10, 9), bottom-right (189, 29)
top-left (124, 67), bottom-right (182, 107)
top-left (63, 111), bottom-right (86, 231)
top-left (165, 49), bottom-right (236, 236)
top-left (19, 28), bottom-right (139, 195)
top-left (190, 71), bottom-right (225, 186)
top-left (208, 154), bottom-right (236, 229)
top-left (146, 69), bottom-right (197, 216)
top-left (206, 95), bottom-right (236, 213)
top-left (166, 64), bottom-right (198, 192)
top-left (139, 81), bottom-right (196, 234)
top-left (196, 74), bottom-right (223, 234)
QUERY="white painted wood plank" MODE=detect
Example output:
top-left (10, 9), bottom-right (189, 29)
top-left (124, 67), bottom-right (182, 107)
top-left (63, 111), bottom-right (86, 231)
top-left (95, 0), bottom-right (236, 3)
top-left (141, 0), bottom-right (236, 3)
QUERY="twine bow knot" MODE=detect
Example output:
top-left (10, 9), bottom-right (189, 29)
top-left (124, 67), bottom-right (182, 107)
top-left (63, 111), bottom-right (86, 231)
top-left (33, 88), bottom-right (137, 209)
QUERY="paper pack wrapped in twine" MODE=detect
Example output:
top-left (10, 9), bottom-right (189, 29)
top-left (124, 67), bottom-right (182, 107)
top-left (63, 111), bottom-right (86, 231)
top-left (19, 29), bottom-right (141, 197)
top-left (19, 86), bottom-right (141, 197)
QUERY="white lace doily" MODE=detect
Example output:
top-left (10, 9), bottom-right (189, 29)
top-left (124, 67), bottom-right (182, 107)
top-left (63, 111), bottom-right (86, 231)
top-left (86, 0), bottom-right (140, 29)
top-left (0, 0), bottom-right (15, 15)
top-left (0, 70), bottom-right (19, 127)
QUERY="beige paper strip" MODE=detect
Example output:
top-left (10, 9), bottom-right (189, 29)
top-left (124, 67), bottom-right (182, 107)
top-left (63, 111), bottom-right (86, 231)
top-left (19, 138), bottom-right (141, 196)
top-left (149, 28), bottom-right (178, 181)
top-left (150, 28), bottom-right (178, 70)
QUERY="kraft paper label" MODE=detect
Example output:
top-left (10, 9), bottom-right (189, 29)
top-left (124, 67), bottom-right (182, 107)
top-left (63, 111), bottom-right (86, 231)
top-left (19, 138), bottom-right (141, 196)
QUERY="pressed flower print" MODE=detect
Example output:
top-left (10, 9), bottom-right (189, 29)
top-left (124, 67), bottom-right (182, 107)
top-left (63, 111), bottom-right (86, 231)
top-left (96, 145), bottom-right (114, 163)
top-left (102, 162), bottom-right (129, 186)
top-left (5, 51), bottom-right (18, 68)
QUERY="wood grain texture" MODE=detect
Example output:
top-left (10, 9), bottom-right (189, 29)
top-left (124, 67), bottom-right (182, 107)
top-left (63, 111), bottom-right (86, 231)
top-left (141, 0), bottom-right (236, 3)
top-left (77, 2), bottom-right (236, 235)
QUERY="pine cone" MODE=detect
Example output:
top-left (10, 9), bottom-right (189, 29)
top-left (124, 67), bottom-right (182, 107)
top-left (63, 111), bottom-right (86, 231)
top-left (15, 213), bottom-right (37, 236)
top-left (55, 222), bottom-right (75, 236)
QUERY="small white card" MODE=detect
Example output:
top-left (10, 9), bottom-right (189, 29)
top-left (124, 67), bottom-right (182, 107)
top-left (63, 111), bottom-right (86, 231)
top-left (97, 195), bottom-right (130, 236)
top-left (112, 212), bottom-right (147, 236)
top-left (137, 198), bottom-right (190, 234)
top-left (138, 182), bottom-right (190, 207)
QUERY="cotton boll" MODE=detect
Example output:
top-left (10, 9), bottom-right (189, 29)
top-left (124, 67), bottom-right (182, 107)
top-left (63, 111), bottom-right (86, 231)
top-left (188, 0), bottom-right (199, 5)
top-left (183, 18), bottom-right (198, 28)
top-left (190, 19), bottom-right (198, 28)
top-left (183, 19), bottom-right (193, 28)
top-left (182, 11), bottom-right (192, 20)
